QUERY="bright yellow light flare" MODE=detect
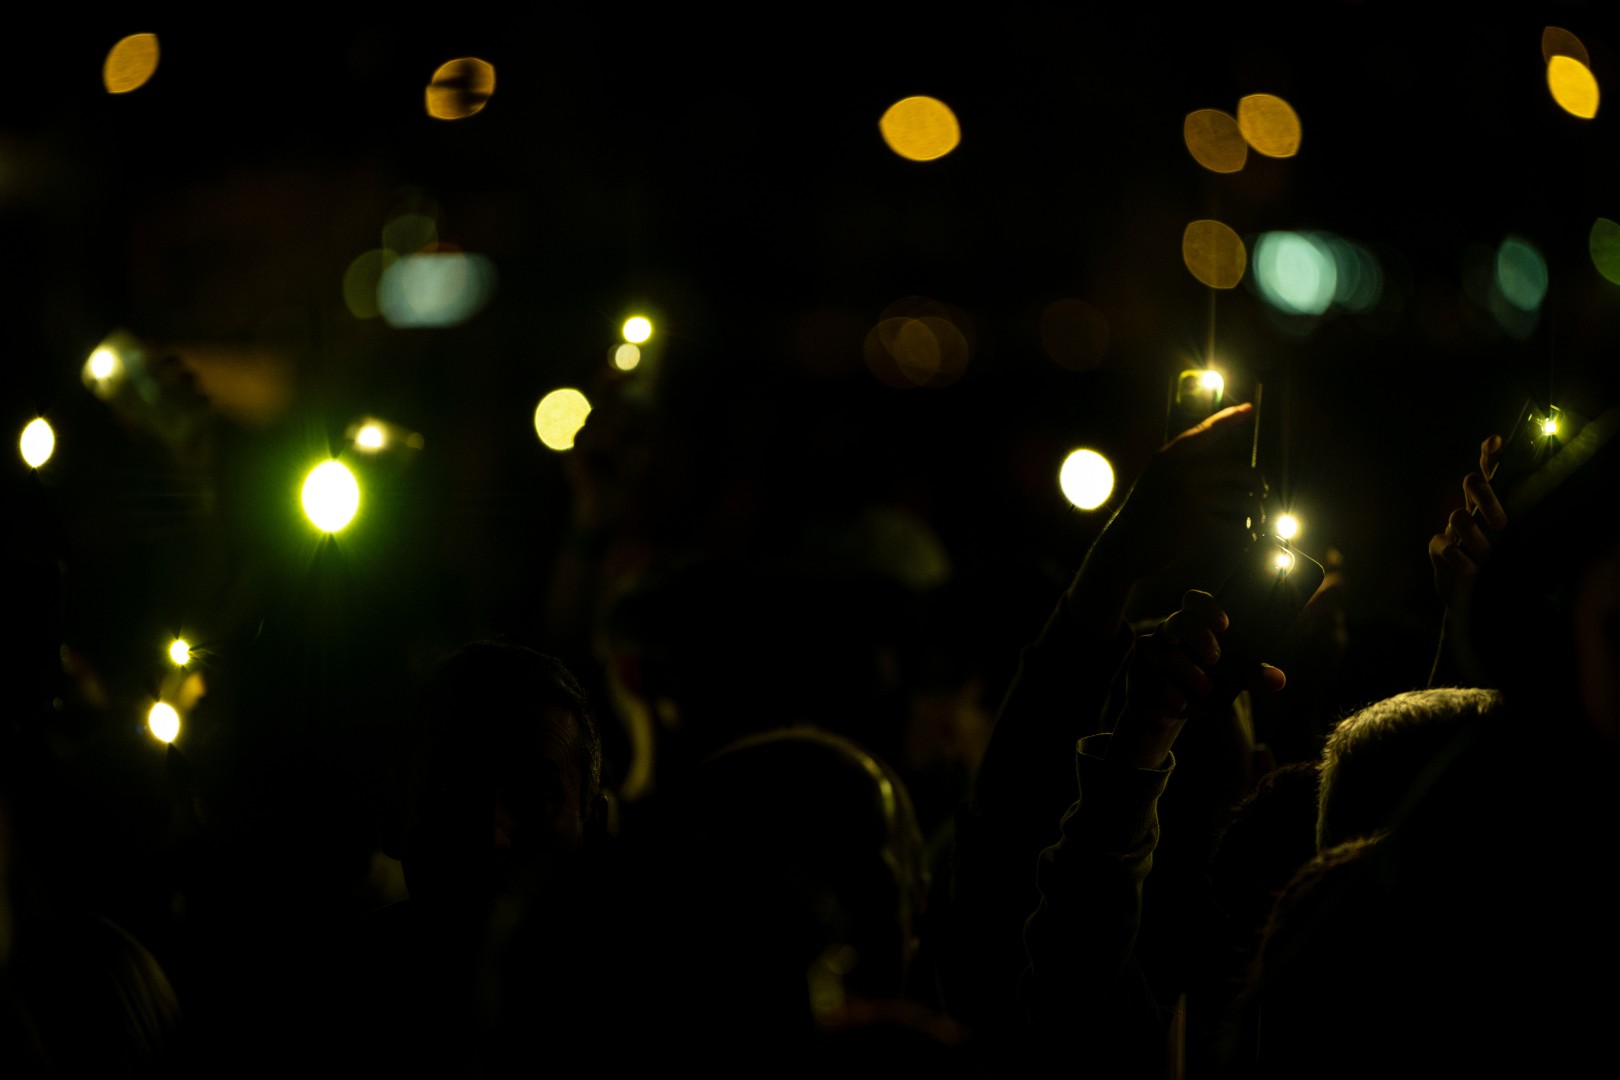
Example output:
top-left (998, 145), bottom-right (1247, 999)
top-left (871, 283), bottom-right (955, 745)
top-left (622, 316), bottom-right (653, 344)
top-left (148, 702), bottom-right (180, 743)
top-left (534, 389), bottom-right (592, 451)
top-left (301, 460), bottom-right (360, 533)
top-left (1273, 550), bottom-right (1296, 573)
top-left (1199, 370), bottom-right (1224, 392)
top-left (1184, 109), bottom-right (1248, 173)
top-left (613, 344), bottom-right (642, 371)
top-left (20, 418), bottom-right (54, 468)
top-left (104, 34), bottom-right (160, 94)
top-left (1183, 220), bottom-right (1247, 289)
top-left (1236, 94), bottom-right (1302, 158)
top-left (1059, 449), bottom-right (1115, 510)
top-left (356, 424), bottom-right (386, 450)
top-left (1039, 299), bottom-right (1110, 371)
top-left (1548, 55), bottom-right (1599, 119)
top-left (426, 58), bottom-right (495, 120)
top-left (168, 639), bottom-right (191, 665)
top-left (879, 96), bottom-right (961, 162)
top-left (1542, 27), bottom-right (1590, 69)
top-left (88, 347), bottom-right (120, 380)
top-left (1275, 513), bottom-right (1300, 540)
top-left (1541, 416), bottom-right (1560, 437)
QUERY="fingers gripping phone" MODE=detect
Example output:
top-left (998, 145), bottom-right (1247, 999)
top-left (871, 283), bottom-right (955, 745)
top-left (1209, 535), bottom-right (1325, 707)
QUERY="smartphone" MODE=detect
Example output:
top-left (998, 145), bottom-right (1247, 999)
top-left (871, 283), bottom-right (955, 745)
top-left (1209, 535), bottom-right (1325, 707)
top-left (1169, 367), bottom-right (1262, 470)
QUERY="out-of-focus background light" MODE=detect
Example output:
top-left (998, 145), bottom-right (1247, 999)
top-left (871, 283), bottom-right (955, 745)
top-left (1059, 449), bottom-right (1114, 510)
top-left (1236, 94), bottom-right (1301, 158)
top-left (613, 344), bottom-right (642, 371)
top-left (168, 639), bottom-right (191, 666)
top-left (534, 389), bottom-right (592, 451)
top-left (147, 702), bottom-right (180, 743)
top-left (1039, 299), bottom-right (1110, 371)
top-left (88, 347), bottom-right (119, 380)
top-left (1591, 219), bottom-right (1620, 285)
top-left (1542, 27), bottom-right (1591, 69)
top-left (426, 58), bottom-right (495, 120)
top-left (1254, 232), bottom-right (1338, 315)
top-left (1495, 236), bottom-right (1548, 312)
top-left (20, 418), bottom-right (55, 468)
top-left (356, 424), bottom-right (386, 450)
top-left (863, 297), bottom-right (974, 388)
top-left (343, 251), bottom-right (395, 319)
top-left (383, 212), bottom-right (438, 255)
top-left (104, 34), bottom-right (160, 94)
top-left (622, 316), bottom-right (653, 344)
top-left (1184, 109), bottom-right (1248, 173)
top-left (879, 96), bottom-right (961, 161)
top-left (302, 460), bottom-right (360, 533)
top-left (83, 340), bottom-right (128, 398)
top-left (378, 253), bottom-right (496, 328)
top-left (1275, 513), bottom-right (1300, 540)
top-left (1547, 54), bottom-right (1599, 119)
top-left (1183, 220), bottom-right (1247, 289)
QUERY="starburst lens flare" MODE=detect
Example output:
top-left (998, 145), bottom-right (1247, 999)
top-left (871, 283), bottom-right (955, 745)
top-left (1275, 514), bottom-right (1300, 540)
top-left (302, 460), bottom-right (360, 533)
top-left (148, 702), bottom-right (180, 743)
top-left (534, 389), bottom-right (592, 451)
top-left (1059, 450), bottom-right (1115, 510)
top-left (879, 96), bottom-right (961, 161)
top-left (169, 639), bottom-right (191, 666)
top-left (1273, 550), bottom-right (1296, 573)
top-left (20, 418), bottom-right (54, 468)
top-left (104, 34), bottom-right (160, 94)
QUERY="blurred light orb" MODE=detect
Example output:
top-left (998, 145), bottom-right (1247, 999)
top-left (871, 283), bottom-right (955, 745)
top-left (1059, 449), bottom-right (1114, 510)
top-left (148, 702), bottom-right (180, 743)
top-left (1254, 232), bottom-right (1338, 315)
top-left (302, 460), bottom-right (360, 533)
top-left (534, 389), bottom-right (592, 451)
top-left (19, 418), bottom-right (54, 468)
top-left (1548, 55), bottom-right (1599, 119)
top-left (613, 344), bottom-right (642, 371)
top-left (426, 57), bottom-right (495, 119)
top-left (1184, 109), bottom-right (1248, 173)
top-left (1275, 513), bottom-right (1300, 540)
top-left (88, 347), bottom-right (120, 380)
top-left (169, 639), bottom-right (191, 666)
top-left (1273, 550), bottom-right (1296, 572)
top-left (1542, 27), bottom-right (1591, 69)
top-left (1590, 219), bottom-right (1620, 285)
top-left (622, 316), bottom-right (653, 344)
top-left (104, 33), bottom-right (160, 94)
top-left (1236, 94), bottom-right (1302, 158)
top-left (356, 424), bottom-right (386, 450)
top-left (1199, 370), bottom-right (1224, 392)
top-left (378, 253), bottom-right (496, 328)
top-left (382, 213), bottom-right (438, 255)
top-left (1182, 220), bottom-right (1247, 290)
top-left (879, 96), bottom-right (961, 161)
top-left (1496, 237), bottom-right (1549, 311)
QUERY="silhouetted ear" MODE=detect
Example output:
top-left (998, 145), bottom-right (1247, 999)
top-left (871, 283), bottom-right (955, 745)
top-left (586, 791), bottom-right (614, 842)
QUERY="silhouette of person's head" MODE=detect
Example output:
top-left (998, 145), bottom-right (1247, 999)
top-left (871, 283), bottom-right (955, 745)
top-left (404, 642), bottom-right (603, 906)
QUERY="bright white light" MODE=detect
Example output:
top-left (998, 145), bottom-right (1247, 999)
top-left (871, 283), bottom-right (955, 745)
top-left (1540, 416), bottom-right (1559, 437)
top-left (19, 418), bottom-right (54, 468)
top-left (613, 343), bottom-right (641, 371)
top-left (1059, 449), bottom-right (1115, 510)
top-left (1254, 232), bottom-right (1338, 315)
top-left (622, 316), bottom-right (653, 344)
top-left (1275, 513), bottom-right (1300, 540)
top-left (378, 253), bottom-right (497, 328)
top-left (1273, 550), bottom-right (1295, 572)
top-left (534, 389), bottom-right (593, 451)
top-left (1199, 369), bottom-right (1224, 392)
top-left (168, 639), bottom-right (191, 666)
top-left (301, 460), bottom-right (361, 533)
top-left (148, 702), bottom-right (180, 743)
top-left (88, 347), bottom-right (119, 380)
top-left (356, 424), bottom-right (386, 450)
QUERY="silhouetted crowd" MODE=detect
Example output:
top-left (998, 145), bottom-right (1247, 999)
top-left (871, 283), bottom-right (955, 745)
top-left (5, 395), bottom-right (1619, 1078)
